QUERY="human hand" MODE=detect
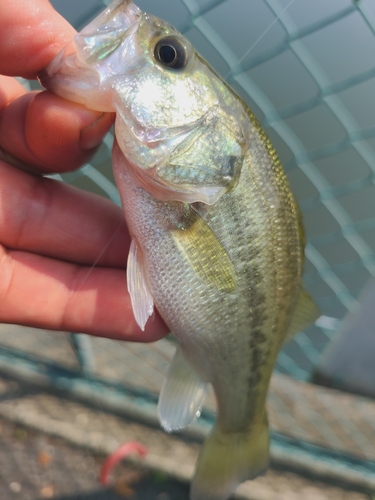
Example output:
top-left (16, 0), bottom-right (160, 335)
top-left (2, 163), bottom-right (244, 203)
top-left (0, 0), bottom-right (168, 342)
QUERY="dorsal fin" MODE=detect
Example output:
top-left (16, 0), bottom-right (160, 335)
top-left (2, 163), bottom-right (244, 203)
top-left (285, 289), bottom-right (320, 343)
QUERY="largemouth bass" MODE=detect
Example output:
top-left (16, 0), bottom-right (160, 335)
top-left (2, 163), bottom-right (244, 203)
top-left (40, 1), bottom-right (319, 498)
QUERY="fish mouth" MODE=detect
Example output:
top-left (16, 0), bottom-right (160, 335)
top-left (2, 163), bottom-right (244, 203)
top-left (75, 0), bottom-right (142, 60)
top-left (39, 0), bottom-right (142, 111)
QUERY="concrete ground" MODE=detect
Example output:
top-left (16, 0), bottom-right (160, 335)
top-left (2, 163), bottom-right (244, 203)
top-left (1, 324), bottom-right (374, 467)
top-left (0, 372), bottom-right (373, 500)
top-left (0, 418), bottom-right (190, 500)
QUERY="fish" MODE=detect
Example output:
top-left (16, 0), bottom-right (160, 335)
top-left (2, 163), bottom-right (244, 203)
top-left (39, 1), bottom-right (319, 499)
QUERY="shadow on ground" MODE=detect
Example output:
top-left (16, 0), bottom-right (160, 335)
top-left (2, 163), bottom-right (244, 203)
top-left (46, 478), bottom-right (190, 499)
top-left (0, 417), bottom-right (189, 500)
top-left (49, 474), bottom-right (190, 500)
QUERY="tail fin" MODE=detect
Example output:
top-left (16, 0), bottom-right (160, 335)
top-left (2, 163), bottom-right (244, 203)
top-left (191, 421), bottom-right (269, 500)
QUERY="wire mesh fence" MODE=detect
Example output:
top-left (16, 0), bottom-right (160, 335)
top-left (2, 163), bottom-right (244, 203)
top-left (2, 0), bottom-right (375, 492)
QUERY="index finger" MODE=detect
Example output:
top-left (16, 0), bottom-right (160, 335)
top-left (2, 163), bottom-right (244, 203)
top-left (0, 0), bottom-right (76, 79)
top-left (0, 1), bottom-right (115, 174)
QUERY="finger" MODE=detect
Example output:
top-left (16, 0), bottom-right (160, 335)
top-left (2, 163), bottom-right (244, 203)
top-left (0, 91), bottom-right (115, 174)
top-left (0, 161), bottom-right (128, 267)
top-left (0, 2), bottom-right (114, 174)
top-left (0, 75), bottom-right (26, 106)
top-left (0, 0), bottom-right (76, 79)
top-left (0, 247), bottom-right (168, 342)
top-left (0, 76), bottom-right (30, 170)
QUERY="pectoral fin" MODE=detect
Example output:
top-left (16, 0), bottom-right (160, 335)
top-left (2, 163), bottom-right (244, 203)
top-left (158, 345), bottom-right (207, 432)
top-left (285, 289), bottom-right (320, 343)
top-left (127, 238), bottom-right (154, 331)
top-left (171, 207), bottom-right (236, 293)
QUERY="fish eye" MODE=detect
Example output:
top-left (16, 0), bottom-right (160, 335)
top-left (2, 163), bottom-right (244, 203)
top-left (154, 36), bottom-right (188, 70)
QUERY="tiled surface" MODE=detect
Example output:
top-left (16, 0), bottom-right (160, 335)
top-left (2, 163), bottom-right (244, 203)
top-left (1, 324), bottom-right (374, 464)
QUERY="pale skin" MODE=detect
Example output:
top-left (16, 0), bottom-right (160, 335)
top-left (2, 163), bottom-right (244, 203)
top-left (0, 0), bottom-right (168, 342)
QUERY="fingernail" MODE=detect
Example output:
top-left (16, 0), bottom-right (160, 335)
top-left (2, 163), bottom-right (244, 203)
top-left (79, 113), bottom-right (109, 150)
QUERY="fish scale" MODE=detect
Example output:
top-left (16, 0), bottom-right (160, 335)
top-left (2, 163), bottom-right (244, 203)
top-left (39, 1), bottom-right (319, 499)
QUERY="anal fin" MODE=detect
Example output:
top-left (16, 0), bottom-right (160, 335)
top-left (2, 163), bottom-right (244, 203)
top-left (158, 345), bottom-right (207, 432)
top-left (127, 238), bottom-right (154, 331)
